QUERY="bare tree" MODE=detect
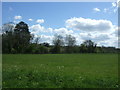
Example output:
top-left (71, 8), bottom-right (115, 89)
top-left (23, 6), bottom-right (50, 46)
top-left (34, 37), bottom-right (40, 44)
top-left (65, 35), bottom-right (76, 53)
top-left (52, 34), bottom-right (64, 53)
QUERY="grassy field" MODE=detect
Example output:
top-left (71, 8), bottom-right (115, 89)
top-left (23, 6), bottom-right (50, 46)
top-left (2, 54), bottom-right (118, 88)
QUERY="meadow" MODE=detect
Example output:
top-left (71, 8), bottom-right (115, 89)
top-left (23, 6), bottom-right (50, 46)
top-left (2, 54), bottom-right (118, 88)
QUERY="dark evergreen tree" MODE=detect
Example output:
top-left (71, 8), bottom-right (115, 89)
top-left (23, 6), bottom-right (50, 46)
top-left (13, 21), bottom-right (32, 53)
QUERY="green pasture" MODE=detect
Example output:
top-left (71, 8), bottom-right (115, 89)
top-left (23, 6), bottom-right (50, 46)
top-left (2, 54), bottom-right (118, 88)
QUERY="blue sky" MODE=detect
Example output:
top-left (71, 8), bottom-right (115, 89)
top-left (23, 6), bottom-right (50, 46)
top-left (2, 2), bottom-right (119, 47)
top-left (2, 2), bottom-right (117, 27)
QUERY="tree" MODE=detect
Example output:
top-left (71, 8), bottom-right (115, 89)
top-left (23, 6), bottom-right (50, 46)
top-left (34, 37), bottom-right (40, 44)
top-left (41, 42), bottom-right (50, 47)
top-left (2, 21), bottom-right (33, 53)
top-left (79, 44), bottom-right (87, 53)
top-left (2, 23), bottom-right (15, 53)
top-left (52, 34), bottom-right (64, 53)
top-left (80, 40), bottom-right (97, 53)
top-left (65, 35), bottom-right (76, 53)
top-left (13, 21), bottom-right (32, 53)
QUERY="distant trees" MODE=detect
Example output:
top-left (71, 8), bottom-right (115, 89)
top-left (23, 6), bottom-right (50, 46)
top-left (79, 44), bottom-right (87, 53)
top-left (65, 35), bottom-right (76, 53)
top-left (80, 40), bottom-right (97, 53)
top-left (2, 21), bottom-right (119, 54)
top-left (52, 35), bottom-right (64, 53)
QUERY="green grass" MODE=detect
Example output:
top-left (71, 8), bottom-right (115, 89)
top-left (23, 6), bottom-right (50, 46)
top-left (2, 54), bottom-right (118, 88)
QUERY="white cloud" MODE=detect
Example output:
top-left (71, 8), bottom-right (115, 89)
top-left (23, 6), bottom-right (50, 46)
top-left (77, 32), bottom-right (110, 44)
top-left (36, 19), bottom-right (44, 24)
top-left (103, 8), bottom-right (109, 13)
top-left (14, 15), bottom-right (22, 20)
top-left (111, 2), bottom-right (118, 13)
top-left (29, 24), bottom-right (54, 44)
top-left (112, 2), bottom-right (117, 7)
top-left (30, 24), bottom-right (53, 44)
top-left (93, 8), bottom-right (101, 12)
top-left (30, 24), bottom-right (73, 37)
top-left (45, 27), bottom-right (53, 33)
top-left (40, 35), bottom-right (54, 44)
top-left (28, 19), bottom-right (33, 21)
top-left (29, 24), bottom-right (45, 35)
top-left (54, 28), bottom-right (73, 36)
top-left (113, 26), bottom-right (119, 37)
top-left (65, 17), bottom-right (113, 32)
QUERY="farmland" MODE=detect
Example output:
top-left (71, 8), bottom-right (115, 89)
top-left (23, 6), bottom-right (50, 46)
top-left (2, 54), bottom-right (118, 88)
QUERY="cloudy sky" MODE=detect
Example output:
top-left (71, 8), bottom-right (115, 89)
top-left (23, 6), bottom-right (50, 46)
top-left (2, 2), bottom-right (119, 47)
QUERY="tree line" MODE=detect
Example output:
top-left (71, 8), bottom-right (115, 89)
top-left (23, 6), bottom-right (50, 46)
top-left (2, 21), bottom-right (119, 54)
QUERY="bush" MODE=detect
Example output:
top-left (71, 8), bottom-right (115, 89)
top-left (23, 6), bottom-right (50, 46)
top-left (39, 45), bottom-right (48, 54)
top-left (11, 48), bottom-right (17, 54)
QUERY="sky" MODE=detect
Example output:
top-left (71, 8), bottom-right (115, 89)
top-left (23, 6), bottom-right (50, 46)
top-left (2, 2), bottom-right (119, 47)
